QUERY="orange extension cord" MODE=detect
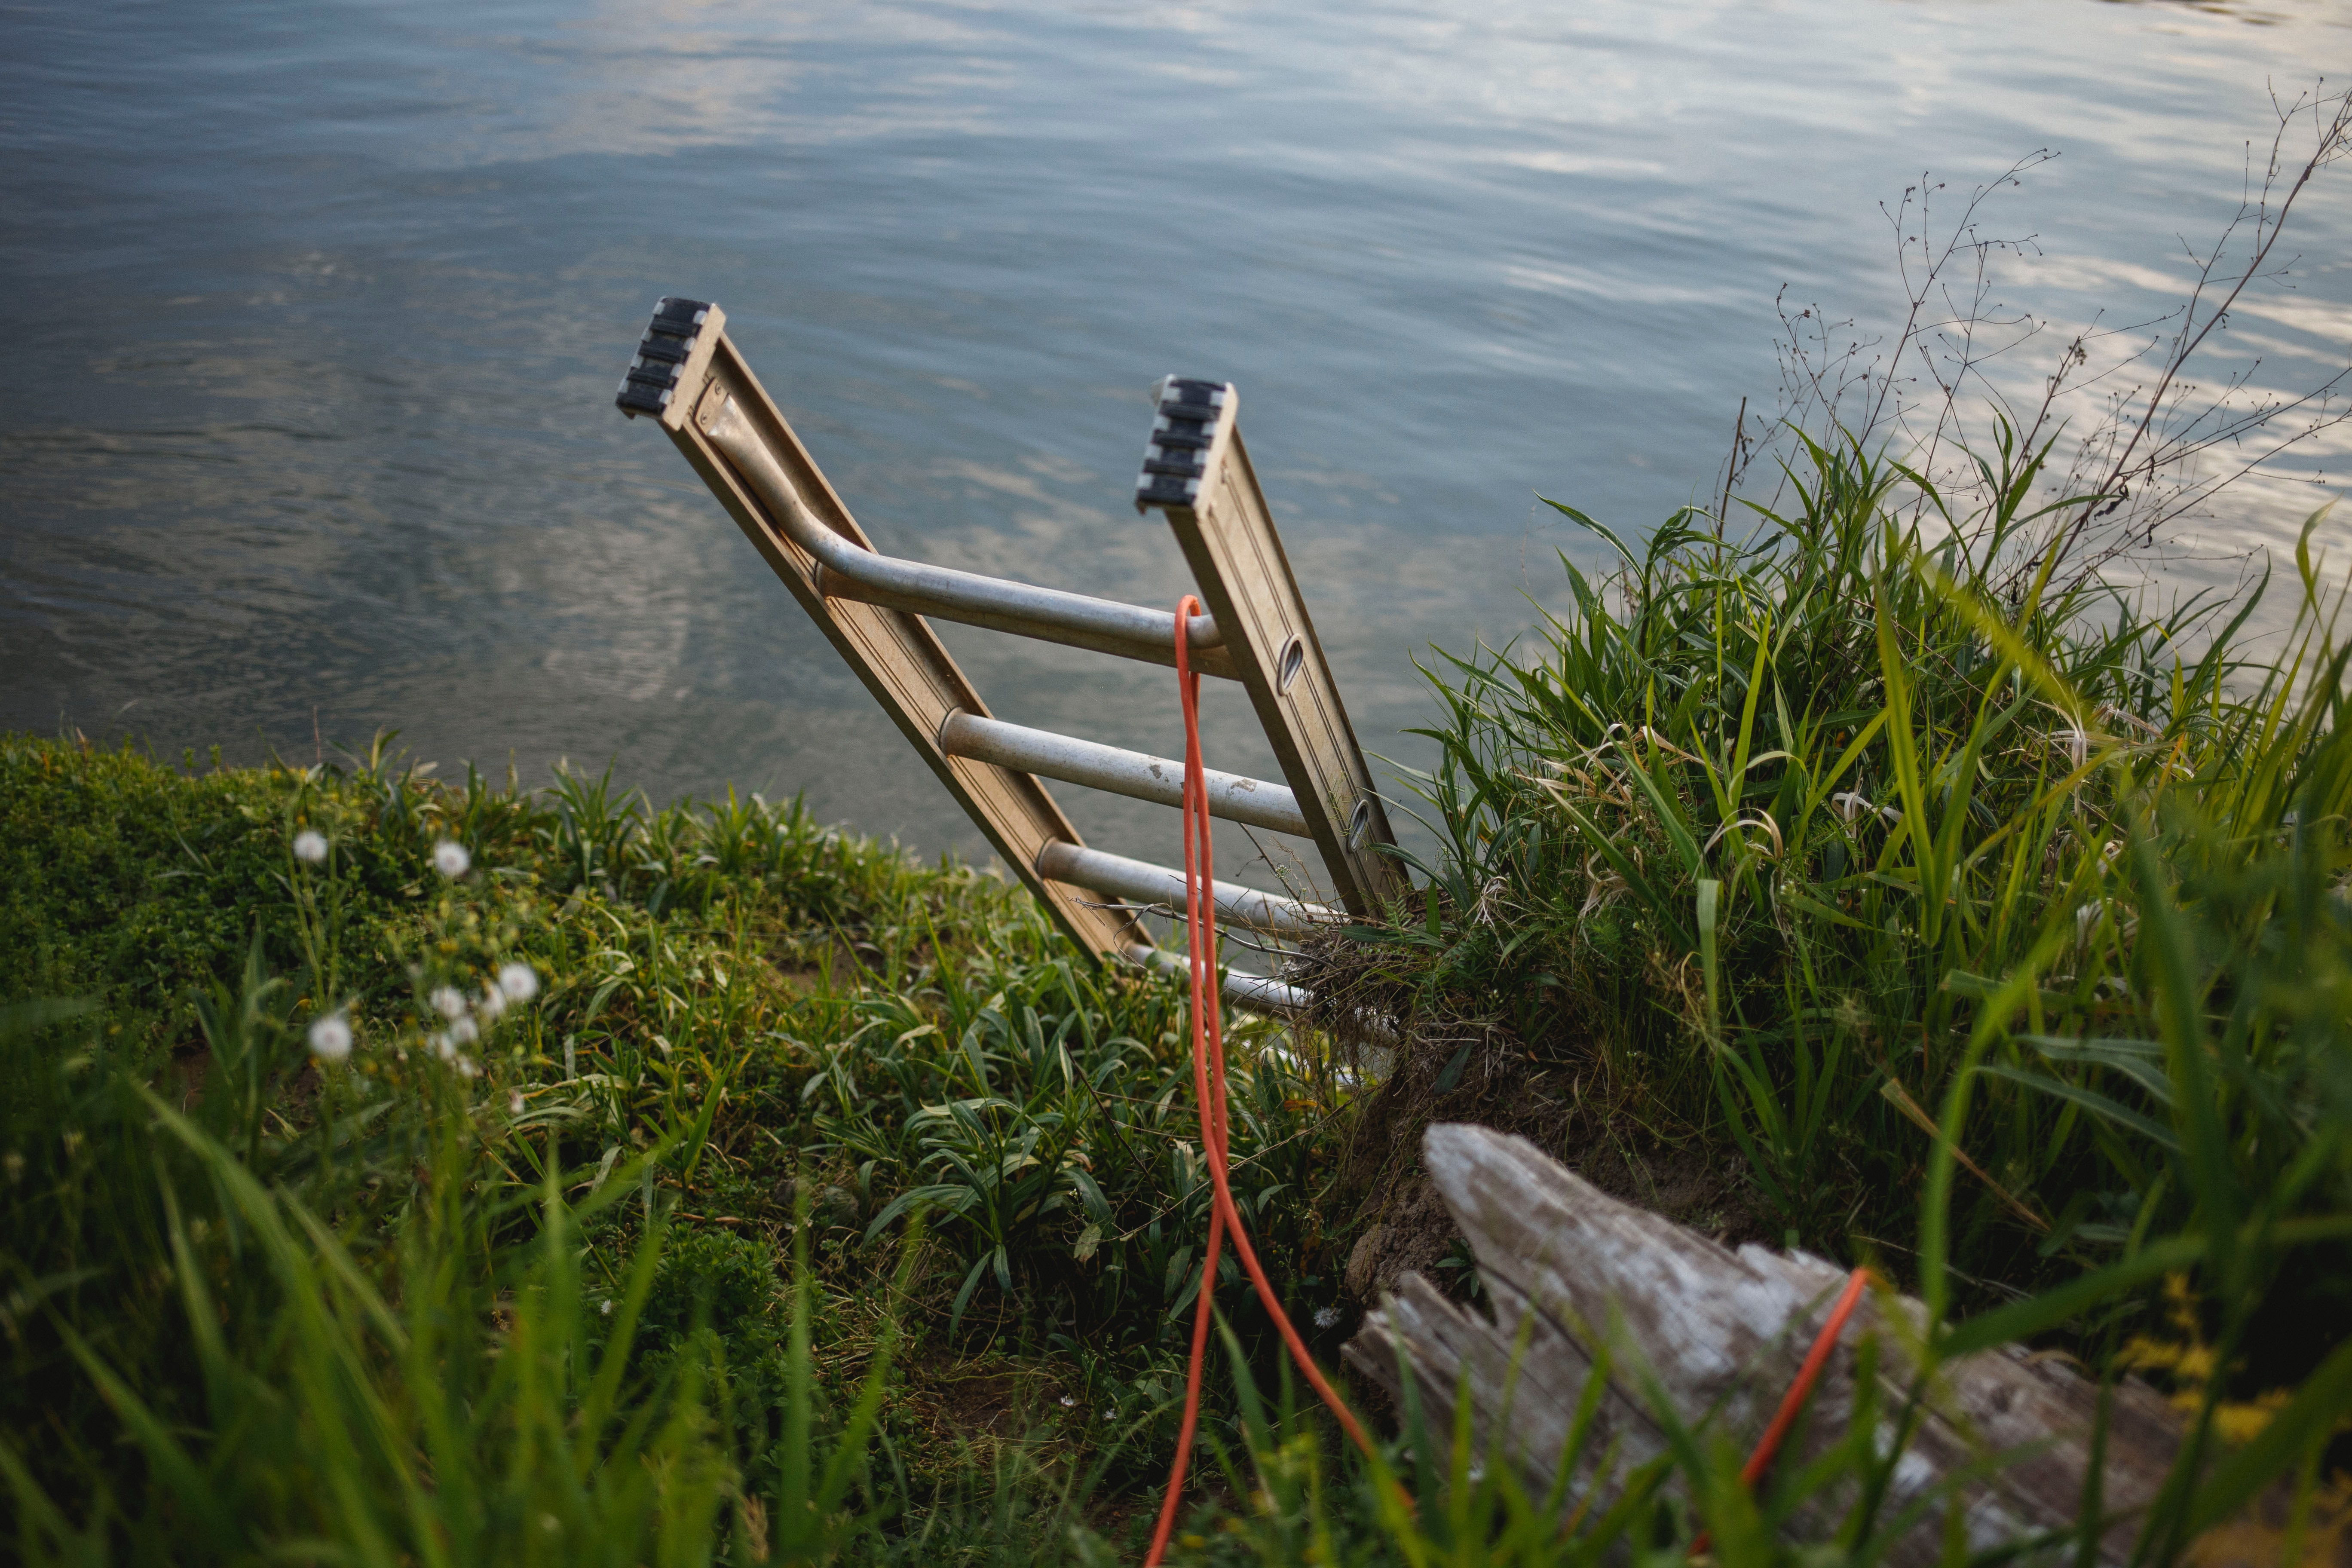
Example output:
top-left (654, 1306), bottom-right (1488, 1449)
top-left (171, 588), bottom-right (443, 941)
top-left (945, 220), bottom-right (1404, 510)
top-left (1141, 597), bottom-right (1872, 1564)
top-left (1145, 597), bottom-right (1378, 1566)
top-left (1689, 1264), bottom-right (1876, 1557)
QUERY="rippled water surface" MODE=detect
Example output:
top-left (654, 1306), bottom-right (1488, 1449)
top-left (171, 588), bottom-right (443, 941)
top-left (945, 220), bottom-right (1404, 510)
top-left (5, 0), bottom-right (2349, 876)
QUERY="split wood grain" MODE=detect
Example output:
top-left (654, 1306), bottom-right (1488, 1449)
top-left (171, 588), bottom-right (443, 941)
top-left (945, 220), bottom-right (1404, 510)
top-left (1344, 1124), bottom-right (2184, 1568)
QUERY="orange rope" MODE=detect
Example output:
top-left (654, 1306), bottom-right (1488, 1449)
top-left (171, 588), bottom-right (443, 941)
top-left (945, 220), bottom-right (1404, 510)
top-left (1690, 1265), bottom-right (1874, 1557)
top-left (1145, 596), bottom-right (1377, 1565)
top-left (1137, 598), bottom-right (1865, 1565)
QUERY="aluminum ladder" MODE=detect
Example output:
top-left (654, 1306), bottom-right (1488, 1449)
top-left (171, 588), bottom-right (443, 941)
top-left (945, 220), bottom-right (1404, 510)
top-left (616, 297), bottom-right (1404, 1009)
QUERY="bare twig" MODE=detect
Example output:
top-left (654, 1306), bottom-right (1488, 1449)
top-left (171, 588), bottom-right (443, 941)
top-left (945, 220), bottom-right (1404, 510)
top-left (2066, 84), bottom-right (2352, 557)
top-left (1749, 80), bottom-right (2351, 605)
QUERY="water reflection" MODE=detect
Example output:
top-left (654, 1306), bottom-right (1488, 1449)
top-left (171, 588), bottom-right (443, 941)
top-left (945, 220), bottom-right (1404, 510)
top-left (2, 0), bottom-right (2346, 886)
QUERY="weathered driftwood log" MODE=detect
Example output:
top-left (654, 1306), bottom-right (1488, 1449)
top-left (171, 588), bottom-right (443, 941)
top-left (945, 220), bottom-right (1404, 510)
top-left (1344, 1125), bottom-right (2183, 1568)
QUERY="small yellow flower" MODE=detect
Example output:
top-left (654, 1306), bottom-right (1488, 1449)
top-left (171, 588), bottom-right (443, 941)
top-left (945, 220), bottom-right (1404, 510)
top-left (2211, 1388), bottom-right (2291, 1445)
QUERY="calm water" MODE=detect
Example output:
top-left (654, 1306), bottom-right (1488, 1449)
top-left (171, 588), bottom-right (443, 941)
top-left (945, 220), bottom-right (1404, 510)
top-left (4, 0), bottom-right (2349, 885)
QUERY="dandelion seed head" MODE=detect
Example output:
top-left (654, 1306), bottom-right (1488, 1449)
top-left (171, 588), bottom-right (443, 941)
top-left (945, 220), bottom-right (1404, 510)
top-left (431, 986), bottom-right (467, 1020)
top-left (600, 1298), bottom-right (614, 1316)
top-left (476, 984), bottom-right (507, 1020)
top-left (456, 1056), bottom-right (479, 1078)
top-left (497, 962), bottom-right (539, 1003)
top-left (307, 1013), bottom-right (352, 1062)
top-left (509, 1090), bottom-right (526, 1116)
top-left (432, 1032), bottom-right (456, 1061)
top-left (1314, 1305), bottom-right (1343, 1330)
top-left (451, 1015), bottom-right (479, 1045)
top-left (432, 839), bottom-right (471, 878)
top-left (293, 829), bottom-right (328, 864)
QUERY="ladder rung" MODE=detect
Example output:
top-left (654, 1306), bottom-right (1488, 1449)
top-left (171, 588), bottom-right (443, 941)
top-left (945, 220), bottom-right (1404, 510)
top-left (704, 396), bottom-right (1237, 679)
top-left (939, 711), bottom-right (1308, 836)
top-left (812, 561), bottom-right (1234, 680)
top-left (1124, 942), bottom-right (1309, 1014)
top-left (1037, 839), bottom-right (1333, 937)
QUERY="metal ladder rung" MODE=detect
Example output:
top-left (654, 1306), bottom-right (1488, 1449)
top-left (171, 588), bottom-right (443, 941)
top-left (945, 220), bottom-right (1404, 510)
top-left (1124, 943), bottom-right (1311, 1014)
top-left (705, 396), bottom-right (1238, 680)
top-left (937, 711), bottom-right (1307, 836)
top-left (1036, 840), bottom-right (1332, 937)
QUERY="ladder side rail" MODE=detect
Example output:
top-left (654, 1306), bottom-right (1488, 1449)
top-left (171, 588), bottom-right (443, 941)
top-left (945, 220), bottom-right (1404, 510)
top-left (637, 315), bottom-right (1150, 963)
top-left (1139, 384), bottom-right (1407, 917)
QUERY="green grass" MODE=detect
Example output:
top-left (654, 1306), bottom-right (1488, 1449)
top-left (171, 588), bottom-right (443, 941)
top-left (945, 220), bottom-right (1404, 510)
top-left (0, 732), bottom-right (1360, 1562)
top-left (1348, 426), bottom-right (2352, 1438)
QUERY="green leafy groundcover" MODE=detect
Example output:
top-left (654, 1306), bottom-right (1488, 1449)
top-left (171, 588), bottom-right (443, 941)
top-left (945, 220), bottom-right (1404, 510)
top-left (8, 437), bottom-right (2352, 1568)
top-left (0, 734), bottom-right (1360, 1563)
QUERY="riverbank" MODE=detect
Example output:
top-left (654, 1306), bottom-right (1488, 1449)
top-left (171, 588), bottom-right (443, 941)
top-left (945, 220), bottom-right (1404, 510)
top-left (7, 446), bottom-right (2352, 1557)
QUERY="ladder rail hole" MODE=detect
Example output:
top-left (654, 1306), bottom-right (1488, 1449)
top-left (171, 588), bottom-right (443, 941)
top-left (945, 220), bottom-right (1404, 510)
top-left (1277, 635), bottom-right (1305, 694)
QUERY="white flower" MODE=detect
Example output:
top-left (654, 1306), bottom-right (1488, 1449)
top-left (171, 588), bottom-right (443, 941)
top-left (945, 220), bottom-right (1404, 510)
top-left (451, 1016), bottom-right (479, 1045)
top-left (476, 984), bottom-right (507, 1020)
top-left (600, 1298), bottom-right (614, 1316)
top-left (307, 1013), bottom-right (352, 1062)
top-left (293, 830), bottom-right (328, 864)
top-left (456, 1056), bottom-right (479, 1078)
top-left (1314, 1305), bottom-right (1343, 1330)
top-left (431, 986), bottom-right (468, 1020)
top-left (432, 839), bottom-right (471, 878)
top-left (433, 1032), bottom-right (456, 1061)
top-left (497, 963), bottom-right (539, 1003)
top-left (509, 1090), bottom-right (526, 1116)
top-left (1059, 1395), bottom-right (1077, 1408)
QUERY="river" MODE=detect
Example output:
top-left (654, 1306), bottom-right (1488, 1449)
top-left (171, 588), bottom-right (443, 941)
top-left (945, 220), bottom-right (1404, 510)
top-left (4, 0), bottom-right (2347, 886)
